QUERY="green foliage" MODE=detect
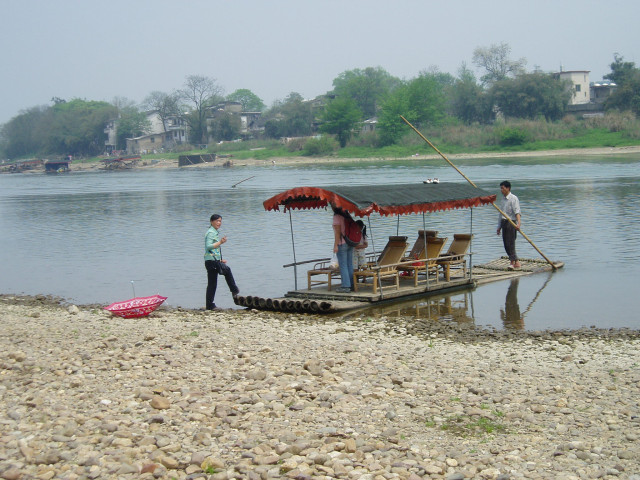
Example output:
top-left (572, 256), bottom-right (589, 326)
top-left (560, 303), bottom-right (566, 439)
top-left (330, 66), bottom-right (401, 119)
top-left (116, 106), bottom-right (151, 149)
top-left (377, 73), bottom-right (447, 146)
top-left (604, 55), bottom-right (640, 115)
top-left (0, 105), bottom-right (49, 158)
top-left (262, 92), bottom-right (314, 138)
top-left (490, 72), bottom-right (572, 121)
top-left (450, 65), bottom-right (494, 124)
top-left (226, 88), bottom-right (265, 112)
top-left (302, 136), bottom-right (339, 156)
top-left (498, 127), bottom-right (528, 146)
top-left (209, 112), bottom-right (242, 141)
top-left (0, 98), bottom-right (117, 158)
top-left (377, 91), bottom-right (413, 146)
top-left (319, 97), bottom-right (361, 147)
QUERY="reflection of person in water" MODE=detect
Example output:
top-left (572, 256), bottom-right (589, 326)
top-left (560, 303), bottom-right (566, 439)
top-left (501, 278), bottom-right (524, 329)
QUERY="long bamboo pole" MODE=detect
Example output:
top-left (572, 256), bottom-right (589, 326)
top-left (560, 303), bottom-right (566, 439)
top-left (400, 115), bottom-right (557, 270)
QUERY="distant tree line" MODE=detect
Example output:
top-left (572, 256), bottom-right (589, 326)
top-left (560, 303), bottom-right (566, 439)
top-left (1, 44), bottom-right (639, 159)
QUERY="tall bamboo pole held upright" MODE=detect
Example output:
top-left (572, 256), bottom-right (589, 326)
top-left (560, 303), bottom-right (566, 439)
top-left (400, 115), bottom-right (557, 270)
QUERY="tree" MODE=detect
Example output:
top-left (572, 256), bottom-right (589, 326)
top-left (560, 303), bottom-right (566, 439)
top-left (142, 91), bottom-right (182, 132)
top-left (405, 73), bottom-right (447, 125)
top-left (209, 112), bottom-right (241, 141)
top-left (262, 92), bottom-right (313, 138)
top-left (45, 99), bottom-right (116, 156)
top-left (376, 90), bottom-right (412, 146)
top-left (490, 73), bottom-right (571, 121)
top-left (473, 42), bottom-right (526, 86)
top-left (180, 75), bottom-right (224, 144)
top-left (114, 106), bottom-right (151, 150)
top-left (604, 54), bottom-right (640, 115)
top-left (330, 66), bottom-right (401, 119)
top-left (450, 64), bottom-right (493, 124)
top-left (319, 97), bottom-right (362, 147)
top-left (0, 105), bottom-right (49, 158)
top-left (226, 89), bottom-right (265, 112)
top-left (377, 73), bottom-right (448, 146)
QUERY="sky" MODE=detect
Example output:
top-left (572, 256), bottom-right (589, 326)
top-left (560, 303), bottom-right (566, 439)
top-left (1, 0), bottom-right (638, 124)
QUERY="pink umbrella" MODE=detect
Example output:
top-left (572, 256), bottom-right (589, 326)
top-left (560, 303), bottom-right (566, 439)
top-left (104, 294), bottom-right (167, 319)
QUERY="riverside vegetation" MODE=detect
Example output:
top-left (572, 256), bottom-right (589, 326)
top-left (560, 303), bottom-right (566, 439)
top-left (66, 112), bottom-right (640, 167)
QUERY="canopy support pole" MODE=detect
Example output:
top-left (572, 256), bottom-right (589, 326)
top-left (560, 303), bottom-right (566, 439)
top-left (367, 216), bottom-right (376, 256)
top-left (400, 115), bottom-right (556, 271)
top-left (469, 208), bottom-right (474, 280)
top-left (288, 209), bottom-right (298, 290)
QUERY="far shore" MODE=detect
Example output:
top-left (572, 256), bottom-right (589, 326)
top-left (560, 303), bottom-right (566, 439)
top-left (67, 145), bottom-right (640, 172)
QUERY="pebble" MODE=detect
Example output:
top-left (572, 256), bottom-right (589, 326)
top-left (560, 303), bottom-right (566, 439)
top-left (0, 295), bottom-right (638, 480)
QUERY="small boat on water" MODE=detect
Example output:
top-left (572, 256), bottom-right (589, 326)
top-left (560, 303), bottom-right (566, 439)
top-left (234, 182), bottom-right (563, 314)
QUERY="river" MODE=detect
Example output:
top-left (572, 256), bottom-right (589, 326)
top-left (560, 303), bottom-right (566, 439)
top-left (1, 153), bottom-right (638, 331)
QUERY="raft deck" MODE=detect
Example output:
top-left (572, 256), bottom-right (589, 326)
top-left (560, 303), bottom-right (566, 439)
top-left (233, 257), bottom-right (564, 314)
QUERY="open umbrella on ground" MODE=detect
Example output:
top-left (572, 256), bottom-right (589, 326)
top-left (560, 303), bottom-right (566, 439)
top-left (104, 294), bottom-right (167, 318)
top-left (104, 281), bottom-right (167, 318)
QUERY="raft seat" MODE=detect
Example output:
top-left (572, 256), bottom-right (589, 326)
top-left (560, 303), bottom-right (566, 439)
top-left (437, 233), bottom-right (473, 281)
top-left (354, 237), bottom-right (408, 294)
top-left (307, 260), bottom-right (340, 291)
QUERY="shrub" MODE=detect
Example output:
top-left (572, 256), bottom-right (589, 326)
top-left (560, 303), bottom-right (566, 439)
top-left (285, 138), bottom-right (306, 152)
top-left (346, 131), bottom-right (379, 148)
top-left (498, 127), bottom-right (528, 146)
top-left (585, 111), bottom-right (637, 133)
top-left (302, 136), bottom-right (339, 156)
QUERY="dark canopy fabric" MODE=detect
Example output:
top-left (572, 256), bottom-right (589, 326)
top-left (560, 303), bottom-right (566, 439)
top-left (263, 183), bottom-right (496, 217)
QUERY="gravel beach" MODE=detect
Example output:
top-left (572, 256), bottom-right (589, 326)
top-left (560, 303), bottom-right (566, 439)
top-left (1, 295), bottom-right (638, 480)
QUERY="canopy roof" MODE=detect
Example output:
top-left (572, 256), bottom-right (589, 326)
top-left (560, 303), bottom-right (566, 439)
top-left (263, 183), bottom-right (496, 217)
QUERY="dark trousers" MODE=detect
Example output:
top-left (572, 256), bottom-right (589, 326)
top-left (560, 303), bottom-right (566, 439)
top-left (205, 260), bottom-right (239, 309)
top-left (501, 219), bottom-right (518, 262)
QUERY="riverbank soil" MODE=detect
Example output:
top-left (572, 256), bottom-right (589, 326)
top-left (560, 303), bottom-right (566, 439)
top-left (1, 295), bottom-right (639, 479)
top-left (66, 145), bottom-right (640, 172)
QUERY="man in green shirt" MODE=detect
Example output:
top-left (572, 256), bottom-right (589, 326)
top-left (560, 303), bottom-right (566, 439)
top-left (205, 214), bottom-right (240, 310)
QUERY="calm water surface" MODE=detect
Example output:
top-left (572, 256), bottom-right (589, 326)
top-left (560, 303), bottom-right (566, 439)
top-left (1, 154), bottom-right (639, 331)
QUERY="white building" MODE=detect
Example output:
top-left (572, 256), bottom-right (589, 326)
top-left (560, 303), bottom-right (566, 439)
top-left (557, 70), bottom-right (591, 105)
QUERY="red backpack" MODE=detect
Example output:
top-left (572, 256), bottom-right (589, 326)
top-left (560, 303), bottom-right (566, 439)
top-left (342, 216), bottom-right (362, 247)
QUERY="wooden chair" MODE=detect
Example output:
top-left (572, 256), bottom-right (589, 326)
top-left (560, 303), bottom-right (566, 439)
top-left (398, 236), bottom-right (448, 286)
top-left (307, 259), bottom-right (340, 291)
top-left (437, 233), bottom-right (473, 281)
top-left (404, 230), bottom-right (438, 262)
top-left (354, 237), bottom-right (408, 294)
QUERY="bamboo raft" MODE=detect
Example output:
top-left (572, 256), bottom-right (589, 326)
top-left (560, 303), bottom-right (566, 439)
top-left (233, 256), bottom-right (564, 314)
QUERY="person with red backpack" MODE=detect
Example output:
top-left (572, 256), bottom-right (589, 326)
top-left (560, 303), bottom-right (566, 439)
top-left (332, 206), bottom-right (358, 293)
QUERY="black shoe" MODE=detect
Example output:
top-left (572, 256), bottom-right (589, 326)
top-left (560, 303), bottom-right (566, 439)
top-left (206, 304), bottom-right (217, 310)
top-left (335, 287), bottom-right (351, 293)
top-left (232, 288), bottom-right (240, 297)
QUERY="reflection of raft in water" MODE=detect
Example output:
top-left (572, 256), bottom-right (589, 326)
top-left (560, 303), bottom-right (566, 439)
top-left (235, 183), bottom-right (563, 314)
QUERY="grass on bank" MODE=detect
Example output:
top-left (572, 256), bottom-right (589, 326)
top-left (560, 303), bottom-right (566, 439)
top-left (78, 111), bottom-right (640, 165)
top-left (209, 112), bottom-right (640, 160)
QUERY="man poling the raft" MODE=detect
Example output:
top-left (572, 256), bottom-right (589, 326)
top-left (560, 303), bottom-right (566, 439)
top-left (400, 115), bottom-right (558, 271)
